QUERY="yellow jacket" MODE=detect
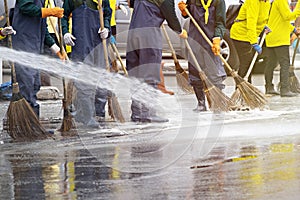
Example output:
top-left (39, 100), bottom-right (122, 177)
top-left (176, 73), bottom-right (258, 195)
top-left (110, 0), bottom-right (117, 27)
top-left (230, 0), bottom-right (270, 44)
top-left (0, 28), bottom-right (6, 40)
top-left (266, 0), bottom-right (300, 47)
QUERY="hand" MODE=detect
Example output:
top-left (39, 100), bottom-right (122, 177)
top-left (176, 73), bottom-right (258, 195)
top-left (0, 26), bottom-right (16, 36)
top-left (179, 29), bottom-right (188, 39)
top-left (119, 5), bottom-right (128, 16)
top-left (211, 37), bottom-right (221, 55)
top-left (41, 7), bottom-right (64, 18)
top-left (98, 28), bottom-right (109, 39)
top-left (252, 43), bottom-right (262, 54)
top-left (178, 1), bottom-right (188, 17)
top-left (264, 25), bottom-right (271, 34)
top-left (56, 51), bottom-right (67, 60)
top-left (294, 27), bottom-right (300, 36)
top-left (64, 33), bottom-right (76, 46)
top-left (110, 35), bottom-right (116, 45)
top-left (50, 44), bottom-right (67, 60)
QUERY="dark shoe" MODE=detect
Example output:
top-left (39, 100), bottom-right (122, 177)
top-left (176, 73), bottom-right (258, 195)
top-left (86, 119), bottom-right (100, 128)
top-left (280, 91), bottom-right (298, 97)
top-left (265, 85), bottom-right (280, 95)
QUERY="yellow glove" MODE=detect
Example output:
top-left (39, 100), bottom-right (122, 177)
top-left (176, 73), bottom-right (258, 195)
top-left (179, 29), bottom-right (188, 39)
top-left (178, 1), bottom-right (187, 17)
top-left (211, 37), bottom-right (221, 55)
top-left (56, 51), bottom-right (67, 60)
top-left (41, 7), bottom-right (64, 18)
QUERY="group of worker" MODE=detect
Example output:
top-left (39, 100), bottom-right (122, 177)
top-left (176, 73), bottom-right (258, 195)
top-left (1, 0), bottom-right (300, 127)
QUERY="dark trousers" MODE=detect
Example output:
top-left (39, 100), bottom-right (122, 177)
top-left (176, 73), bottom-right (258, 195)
top-left (264, 45), bottom-right (290, 90)
top-left (232, 39), bottom-right (256, 83)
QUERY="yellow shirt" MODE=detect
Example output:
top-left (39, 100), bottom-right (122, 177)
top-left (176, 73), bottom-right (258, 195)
top-left (110, 0), bottom-right (117, 26)
top-left (266, 0), bottom-right (300, 47)
top-left (230, 0), bottom-right (270, 44)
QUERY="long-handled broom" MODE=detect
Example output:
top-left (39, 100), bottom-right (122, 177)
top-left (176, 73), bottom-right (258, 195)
top-left (53, 16), bottom-right (76, 132)
top-left (288, 34), bottom-right (300, 93)
top-left (184, 39), bottom-right (234, 111)
top-left (4, 0), bottom-right (49, 141)
top-left (110, 42), bottom-right (128, 76)
top-left (98, 0), bottom-right (125, 123)
top-left (161, 24), bottom-right (194, 94)
top-left (185, 8), bottom-right (267, 110)
top-left (231, 27), bottom-right (269, 105)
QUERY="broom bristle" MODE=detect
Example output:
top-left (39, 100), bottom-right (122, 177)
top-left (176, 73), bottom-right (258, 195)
top-left (59, 80), bottom-right (76, 133)
top-left (199, 72), bottom-right (235, 112)
top-left (232, 73), bottom-right (268, 110)
top-left (108, 94), bottom-right (125, 123)
top-left (289, 75), bottom-right (300, 93)
top-left (6, 93), bottom-right (50, 141)
top-left (174, 62), bottom-right (194, 94)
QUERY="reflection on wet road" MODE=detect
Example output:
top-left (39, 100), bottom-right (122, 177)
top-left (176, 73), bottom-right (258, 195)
top-left (1, 133), bottom-right (300, 199)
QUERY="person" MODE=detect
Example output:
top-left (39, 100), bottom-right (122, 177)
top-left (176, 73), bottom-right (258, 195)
top-left (265, 0), bottom-right (300, 97)
top-left (178, 0), bottom-right (227, 112)
top-left (62, 0), bottom-right (112, 127)
top-left (126, 0), bottom-right (187, 122)
top-left (230, 0), bottom-right (271, 93)
top-left (11, 0), bottom-right (65, 118)
top-left (0, 26), bottom-right (15, 40)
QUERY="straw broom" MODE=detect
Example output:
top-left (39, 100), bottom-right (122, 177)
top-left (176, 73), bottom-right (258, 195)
top-left (231, 27), bottom-right (269, 106)
top-left (184, 39), bottom-right (234, 111)
top-left (98, 0), bottom-right (125, 123)
top-left (289, 35), bottom-right (300, 93)
top-left (185, 8), bottom-right (267, 110)
top-left (110, 42), bottom-right (128, 76)
top-left (161, 24), bottom-right (194, 94)
top-left (4, 0), bottom-right (49, 141)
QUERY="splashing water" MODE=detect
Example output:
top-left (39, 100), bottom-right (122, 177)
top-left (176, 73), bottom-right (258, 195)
top-left (0, 46), bottom-right (181, 117)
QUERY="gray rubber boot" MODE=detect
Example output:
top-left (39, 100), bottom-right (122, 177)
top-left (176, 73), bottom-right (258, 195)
top-left (192, 86), bottom-right (207, 112)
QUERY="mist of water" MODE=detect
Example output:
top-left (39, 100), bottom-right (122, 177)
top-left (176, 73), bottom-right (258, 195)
top-left (0, 46), bottom-right (181, 116)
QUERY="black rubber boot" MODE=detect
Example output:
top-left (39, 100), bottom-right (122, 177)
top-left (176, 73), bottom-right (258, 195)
top-left (265, 84), bottom-right (280, 95)
top-left (192, 86), bottom-right (207, 112)
top-left (131, 100), bottom-right (143, 122)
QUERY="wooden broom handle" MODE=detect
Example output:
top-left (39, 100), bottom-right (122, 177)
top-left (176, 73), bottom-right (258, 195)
top-left (98, 0), bottom-right (110, 71)
top-left (161, 24), bottom-right (179, 63)
top-left (292, 35), bottom-right (300, 67)
top-left (244, 30), bottom-right (267, 80)
top-left (111, 43), bottom-right (128, 76)
top-left (184, 8), bottom-right (233, 72)
top-left (184, 39), bottom-right (202, 73)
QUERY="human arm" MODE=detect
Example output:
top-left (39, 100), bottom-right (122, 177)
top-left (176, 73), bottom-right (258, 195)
top-left (17, 0), bottom-right (63, 18)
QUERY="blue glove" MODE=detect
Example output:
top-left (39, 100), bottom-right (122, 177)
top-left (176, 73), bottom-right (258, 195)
top-left (110, 35), bottom-right (116, 45)
top-left (252, 44), bottom-right (262, 54)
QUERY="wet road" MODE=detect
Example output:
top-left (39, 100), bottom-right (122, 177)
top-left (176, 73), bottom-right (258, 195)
top-left (1, 58), bottom-right (300, 199)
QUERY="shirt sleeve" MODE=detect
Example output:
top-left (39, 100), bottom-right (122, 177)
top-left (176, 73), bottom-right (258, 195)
top-left (214, 0), bottom-right (226, 38)
top-left (160, 0), bottom-right (182, 33)
top-left (17, 0), bottom-right (42, 17)
top-left (103, 0), bottom-right (113, 30)
top-left (61, 0), bottom-right (74, 35)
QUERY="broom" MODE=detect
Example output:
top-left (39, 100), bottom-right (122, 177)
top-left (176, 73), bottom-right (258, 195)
top-left (231, 27), bottom-right (269, 105)
top-left (161, 24), bottom-right (194, 94)
top-left (98, 0), bottom-right (125, 123)
top-left (50, 15), bottom-right (76, 132)
top-left (289, 34), bottom-right (300, 93)
top-left (185, 8), bottom-right (267, 110)
top-left (184, 39), bottom-right (234, 111)
top-left (4, 0), bottom-right (49, 141)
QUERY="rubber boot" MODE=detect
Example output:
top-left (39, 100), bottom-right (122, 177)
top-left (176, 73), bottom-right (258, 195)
top-left (265, 84), bottom-right (280, 95)
top-left (280, 87), bottom-right (298, 97)
top-left (131, 100), bottom-right (142, 122)
top-left (192, 86), bottom-right (207, 112)
top-left (157, 62), bottom-right (174, 95)
top-left (95, 88), bottom-right (108, 120)
top-left (141, 104), bottom-right (169, 123)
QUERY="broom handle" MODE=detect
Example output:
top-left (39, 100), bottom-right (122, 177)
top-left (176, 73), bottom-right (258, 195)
top-left (244, 31), bottom-right (267, 81)
top-left (292, 35), bottom-right (300, 66)
top-left (161, 24), bottom-right (179, 63)
top-left (4, 0), bottom-right (17, 84)
top-left (111, 42), bottom-right (128, 76)
top-left (98, 0), bottom-right (110, 71)
top-left (184, 39), bottom-right (202, 73)
top-left (185, 8), bottom-right (234, 72)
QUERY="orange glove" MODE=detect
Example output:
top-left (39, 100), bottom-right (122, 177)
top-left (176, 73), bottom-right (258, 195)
top-left (41, 7), bottom-right (64, 18)
top-left (178, 1), bottom-right (188, 17)
top-left (211, 37), bottom-right (221, 55)
top-left (56, 51), bottom-right (67, 60)
top-left (179, 29), bottom-right (188, 39)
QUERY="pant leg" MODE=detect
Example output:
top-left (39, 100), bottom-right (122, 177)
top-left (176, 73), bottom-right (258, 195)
top-left (275, 45), bottom-right (290, 91)
top-left (264, 47), bottom-right (278, 87)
